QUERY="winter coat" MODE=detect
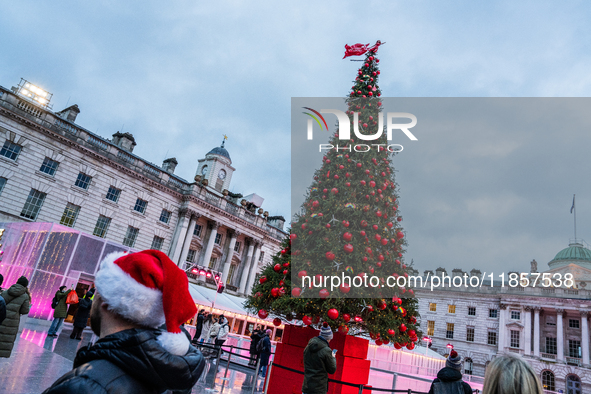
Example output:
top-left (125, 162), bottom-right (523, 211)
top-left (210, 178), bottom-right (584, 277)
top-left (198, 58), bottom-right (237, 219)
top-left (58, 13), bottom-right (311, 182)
top-left (209, 322), bottom-right (220, 338)
top-left (0, 295), bottom-right (6, 325)
top-left (73, 296), bottom-right (92, 328)
top-left (258, 335), bottom-right (272, 366)
top-left (194, 313), bottom-right (204, 339)
top-left (53, 290), bottom-right (69, 319)
top-left (0, 284), bottom-right (31, 358)
top-left (42, 328), bottom-right (206, 394)
top-left (250, 330), bottom-right (263, 355)
top-left (217, 322), bottom-right (229, 341)
top-left (428, 367), bottom-right (472, 394)
top-left (199, 321), bottom-right (211, 341)
top-left (302, 336), bottom-right (337, 394)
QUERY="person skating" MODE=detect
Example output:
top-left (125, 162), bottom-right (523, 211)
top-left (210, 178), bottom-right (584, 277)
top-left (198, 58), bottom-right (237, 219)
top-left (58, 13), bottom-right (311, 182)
top-left (42, 250), bottom-right (205, 393)
top-left (47, 285), bottom-right (69, 337)
top-left (192, 309), bottom-right (205, 344)
top-left (302, 323), bottom-right (337, 394)
top-left (249, 325), bottom-right (263, 366)
top-left (428, 350), bottom-right (472, 394)
top-left (258, 329), bottom-right (272, 378)
top-left (70, 289), bottom-right (94, 340)
top-left (0, 276), bottom-right (31, 358)
top-left (215, 315), bottom-right (229, 355)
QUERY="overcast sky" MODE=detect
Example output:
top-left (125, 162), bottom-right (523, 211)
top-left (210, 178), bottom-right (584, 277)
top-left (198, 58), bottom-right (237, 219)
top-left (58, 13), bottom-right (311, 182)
top-left (2, 1), bottom-right (591, 273)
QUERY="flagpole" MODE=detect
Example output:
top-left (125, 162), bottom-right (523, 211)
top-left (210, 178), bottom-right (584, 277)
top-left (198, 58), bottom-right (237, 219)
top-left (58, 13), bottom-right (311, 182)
top-left (574, 194), bottom-right (577, 240)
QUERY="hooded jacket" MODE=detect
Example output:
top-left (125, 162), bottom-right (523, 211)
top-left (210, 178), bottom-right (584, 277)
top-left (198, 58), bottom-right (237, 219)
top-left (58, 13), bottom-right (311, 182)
top-left (302, 336), bottom-right (337, 394)
top-left (0, 284), bottom-right (31, 358)
top-left (42, 328), bottom-right (206, 394)
top-left (52, 290), bottom-right (69, 319)
top-left (428, 367), bottom-right (472, 394)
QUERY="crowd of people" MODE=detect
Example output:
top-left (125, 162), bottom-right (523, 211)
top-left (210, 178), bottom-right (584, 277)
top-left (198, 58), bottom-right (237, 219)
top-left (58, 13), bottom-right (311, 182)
top-left (0, 253), bottom-right (563, 394)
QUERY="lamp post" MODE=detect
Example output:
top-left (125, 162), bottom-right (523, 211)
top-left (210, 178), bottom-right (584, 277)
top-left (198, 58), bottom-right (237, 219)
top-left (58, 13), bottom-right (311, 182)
top-left (446, 343), bottom-right (454, 355)
top-left (422, 336), bottom-right (432, 355)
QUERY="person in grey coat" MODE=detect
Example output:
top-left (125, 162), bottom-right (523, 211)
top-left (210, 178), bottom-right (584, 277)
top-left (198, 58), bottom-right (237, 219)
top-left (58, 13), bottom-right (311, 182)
top-left (0, 276), bottom-right (31, 358)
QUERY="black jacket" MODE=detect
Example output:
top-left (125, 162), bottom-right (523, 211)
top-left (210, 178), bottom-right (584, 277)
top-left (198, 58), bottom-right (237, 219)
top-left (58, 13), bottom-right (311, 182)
top-left (0, 295), bottom-right (5, 325)
top-left (73, 297), bottom-right (92, 328)
top-left (428, 367), bottom-right (472, 394)
top-left (250, 330), bottom-right (263, 354)
top-left (42, 328), bottom-right (205, 394)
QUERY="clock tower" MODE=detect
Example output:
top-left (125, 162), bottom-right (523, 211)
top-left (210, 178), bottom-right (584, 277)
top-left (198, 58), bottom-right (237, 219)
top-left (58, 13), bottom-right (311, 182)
top-left (196, 140), bottom-right (235, 193)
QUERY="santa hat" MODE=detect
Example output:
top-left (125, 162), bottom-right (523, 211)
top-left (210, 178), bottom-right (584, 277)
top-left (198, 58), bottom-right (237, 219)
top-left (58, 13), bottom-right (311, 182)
top-left (95, 250), bottom-right (197, 356)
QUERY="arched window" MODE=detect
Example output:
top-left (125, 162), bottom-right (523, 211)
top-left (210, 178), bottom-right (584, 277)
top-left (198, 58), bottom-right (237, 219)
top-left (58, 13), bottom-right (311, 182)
top-left (541, 370), bottom-right (555, 391)
top-left (566, 374), bottom-right (581, 394)
top-left (464, 358), bottom-right (473, 375)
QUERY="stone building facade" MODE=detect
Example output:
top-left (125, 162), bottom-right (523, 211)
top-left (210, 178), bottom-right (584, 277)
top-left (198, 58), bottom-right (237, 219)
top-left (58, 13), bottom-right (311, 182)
top-left (415, 242), bottom-right (591, 394)
top-left (0, 80), bottom-right (287, 297)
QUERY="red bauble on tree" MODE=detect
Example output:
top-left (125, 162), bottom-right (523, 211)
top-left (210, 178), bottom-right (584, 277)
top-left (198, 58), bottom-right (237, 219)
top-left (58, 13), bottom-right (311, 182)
top-left (258, 309), bottom-right (268, 319)
top-left (327, 308), bottom-right (339, 320)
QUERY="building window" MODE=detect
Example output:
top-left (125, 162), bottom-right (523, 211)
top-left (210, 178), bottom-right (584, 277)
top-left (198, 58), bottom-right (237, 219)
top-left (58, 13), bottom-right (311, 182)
top-left (259, 251), bottom-right (265, 261)
top-left (545, 337), bottom-right (557, 355)
top-left (429, 303), bottom-right (437, 312)
top-left (541, 371), bottom-right (555, 391)
top-left (448, 305), bottom-right (456, 314)
top-left (446, 323), bottom-right (454, 339)
top-left (567, 374), bottom-right (582, 394)
top-left (105, 186), bottom-right (121, 203)
top-left (151, 236), bottom-right (164, 250)
top-left (510, 330), bottom-right (520, 348)
top-left (39, 157), bottom-right (59, 176)
top-left (186, 249), bottom-right (197, 262)
top-left (468, 307), bottom-right (476, 316)
top-left (569, 340), bottom-right (581, 358)
top-left (546, 316), bottom-right (556, 326)
top-left (193, 224), bottom-right (202, 237)
top-left (134, 198), bottom-right (148, 214)
top-left (20, 189), bottom-right (46, 220)
top-left (159, 209), bottom-right (171, 224)
top-left (0, 177), bottom-right (6, 196)
top-left (489, 309), bottom-right (498, 318)
top-left (214, 233), bottom-right (223, 245)
top-left (123, 226), bottom-right (139, 247)
top-left (59, 203), bottom-right (80, 227)
top-left (464, 358), bottom-right (473, 375)
top-left (487, 331), bottom-right (497, 346)
top-left (569, 319), bottom-right (580, 329)
top-left (227, 264), bottom-right (237, 284)
top-left (74, 172), bottom-right (92, 190)
top-left (93, 215), bottom-right (111, 238)
top-left (511, 310), bottom-right (521, 320)
top-left (234, 241), bottom-right (242, 252)
top-left (209, 257), bottom-right (217, 269)
top-left (0, 140), bottom-right (22, 161)
top-left (427, 321), bottom-right (435, 336)
top-left (466, 327), bottom-right (475, 342)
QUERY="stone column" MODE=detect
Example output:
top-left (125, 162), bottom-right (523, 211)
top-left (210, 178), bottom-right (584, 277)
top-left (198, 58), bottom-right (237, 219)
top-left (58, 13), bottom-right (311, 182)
top-left (581, 311), bottom-right (589, 365)
top-left (557, 309), bottom-right (565, 361)
top-left (178, 212), bottom-right (201, 266)
top-left (221, 230), bottom-right (240, 284)
top-left (169, 208), bottom-right (191, 262)
top-left (200, 221), bottom-right (220, 269)
top-left (524, 306), bottom-right (532, 356)
top-left (245, 242), bottom-right (263, 296)
top-left (238, 240), bottom-right (255, 294)
top-left (533, 307), bottom-right (541, 357)
top-left (498, 303), bottom-right (507, 353)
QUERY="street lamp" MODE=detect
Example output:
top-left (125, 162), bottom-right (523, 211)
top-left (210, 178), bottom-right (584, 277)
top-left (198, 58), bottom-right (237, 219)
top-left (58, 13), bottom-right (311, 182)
top-left (446, 343), bottom-right (454, 355)
top-left (422, 336), bottom-right (432, 355)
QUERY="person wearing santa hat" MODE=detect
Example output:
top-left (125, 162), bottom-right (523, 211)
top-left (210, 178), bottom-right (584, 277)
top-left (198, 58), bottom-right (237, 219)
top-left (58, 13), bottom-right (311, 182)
top-left (428, 350), bottom-right (472, 394)
top-left (42, 250), bottom-right (206, 394)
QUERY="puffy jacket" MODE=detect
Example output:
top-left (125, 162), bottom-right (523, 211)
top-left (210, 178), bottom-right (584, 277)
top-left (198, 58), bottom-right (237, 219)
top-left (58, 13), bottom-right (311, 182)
top-left (42, 328), bottom-right (206, 394)
top-left (209, 322), bottom-right (220, 338)
top-left (53, 290), bottom-right (69, 319)
top-left (217, 322), bottom-right (229, 340)
top-left (302, 336), bottom-right (337, 394)
top-left (0, 295), bottom-right (6, 325)
top-left (0, 284), bottom-right (31, 358)
top-left (428, 367), bottom-right (472, 394)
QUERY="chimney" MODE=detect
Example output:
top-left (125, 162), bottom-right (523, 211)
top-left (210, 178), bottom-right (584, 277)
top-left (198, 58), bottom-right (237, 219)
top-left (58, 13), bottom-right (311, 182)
top-left (56, 104), bottom-right (80, 123)
top-left (112, 132), bottom-right (136, 153)
top-left (162, 157), bottom-right (178, 173)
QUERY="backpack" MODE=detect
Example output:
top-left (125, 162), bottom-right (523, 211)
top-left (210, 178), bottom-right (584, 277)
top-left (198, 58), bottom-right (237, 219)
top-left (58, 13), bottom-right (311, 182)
top-left (51, 294), bottom-right (59, 309)
top-left (257, 336), bottom-right (266, 353)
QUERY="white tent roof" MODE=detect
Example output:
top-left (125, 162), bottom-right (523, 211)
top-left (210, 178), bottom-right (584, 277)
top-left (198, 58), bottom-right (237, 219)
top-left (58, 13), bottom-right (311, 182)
top-left (188, 283), bottom-right (249, 315)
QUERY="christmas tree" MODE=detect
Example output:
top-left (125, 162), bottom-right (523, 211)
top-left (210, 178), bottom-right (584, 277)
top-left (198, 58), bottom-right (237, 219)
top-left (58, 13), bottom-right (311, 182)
top-left (245, 41), bottom-right (420, 348)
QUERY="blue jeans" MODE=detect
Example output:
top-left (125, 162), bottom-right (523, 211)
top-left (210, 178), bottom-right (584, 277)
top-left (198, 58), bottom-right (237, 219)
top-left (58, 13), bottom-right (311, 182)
top-left (48, 317), bottom-right (65, 335)
top-left (260, 365), bottom-right (268, 377)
